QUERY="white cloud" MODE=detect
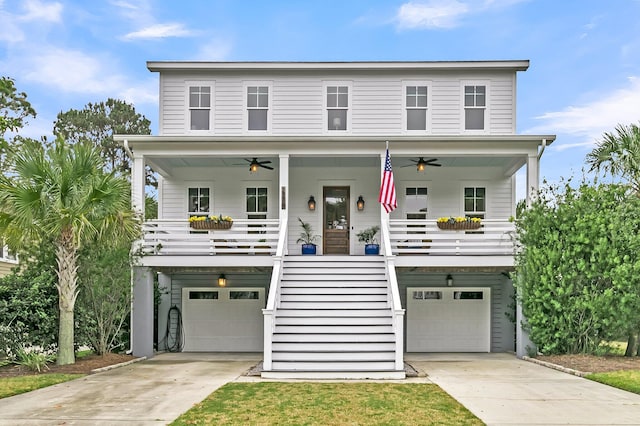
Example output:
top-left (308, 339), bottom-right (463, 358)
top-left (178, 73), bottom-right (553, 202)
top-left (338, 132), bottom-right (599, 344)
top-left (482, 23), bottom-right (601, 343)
top-left (19, 0), bottom-right (63, 23)
top-left (527, 76), bottom-right (640, 150)
top-left (193, 39), bottom-right (233, 61)
top-left (123, 22), bottom-right (194, 40)
top-left (396, 1), bottom-right (469, 29)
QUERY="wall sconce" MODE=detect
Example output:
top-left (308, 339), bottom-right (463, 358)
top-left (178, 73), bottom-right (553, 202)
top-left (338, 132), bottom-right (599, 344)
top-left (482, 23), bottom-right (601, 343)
top-left (356, 195), bottom-right (365, 211)
top-left (217, 274), bottom-right (227, 287)
top-left (308, 196), bottom-right (316, 211)
top-left (446, 274), bottom-right (453, 287)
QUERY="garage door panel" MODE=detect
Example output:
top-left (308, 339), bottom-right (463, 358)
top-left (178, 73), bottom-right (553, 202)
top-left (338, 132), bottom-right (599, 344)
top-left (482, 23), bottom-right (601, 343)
top-left (407, 287), bottom-right (490, 352)
top-left (182, 287), bottom-right (264, 352)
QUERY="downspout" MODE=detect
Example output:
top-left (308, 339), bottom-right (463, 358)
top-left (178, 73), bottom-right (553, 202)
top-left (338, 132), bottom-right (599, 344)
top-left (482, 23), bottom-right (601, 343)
top-left (537, 138), bottom-right (547, 161)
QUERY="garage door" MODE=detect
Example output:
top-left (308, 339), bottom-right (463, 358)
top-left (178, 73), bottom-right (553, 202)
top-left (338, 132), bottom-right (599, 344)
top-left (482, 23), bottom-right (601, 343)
top-left (406, 287), bottom-right (490, 352)
top-left (181, 287), bottom-right (264, 352)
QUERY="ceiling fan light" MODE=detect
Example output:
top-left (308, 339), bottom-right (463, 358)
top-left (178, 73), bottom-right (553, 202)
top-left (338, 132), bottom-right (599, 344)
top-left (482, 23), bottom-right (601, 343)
top-left (417, 161), bottom-right (426, 172)
top-left (249, 162), bottom-right (259, 173)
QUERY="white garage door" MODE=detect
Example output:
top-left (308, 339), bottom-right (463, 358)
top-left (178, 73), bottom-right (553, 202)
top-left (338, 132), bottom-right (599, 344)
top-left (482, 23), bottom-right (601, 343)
top-left (407, 287), bottom-right (490, 352)
top-left (181, 287), bottom-right (264, 352)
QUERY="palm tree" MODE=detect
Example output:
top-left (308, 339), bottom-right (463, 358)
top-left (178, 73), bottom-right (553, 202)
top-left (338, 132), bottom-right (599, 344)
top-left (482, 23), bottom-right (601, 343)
top-left (586, 122), bottom-right (640, 194)
top-left (0, 139), bottom-right (139, 365)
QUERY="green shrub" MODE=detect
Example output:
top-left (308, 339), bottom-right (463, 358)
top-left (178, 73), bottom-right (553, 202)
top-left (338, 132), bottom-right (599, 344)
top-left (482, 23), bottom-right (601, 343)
top-left (15, 349), bottom-right (53, 373)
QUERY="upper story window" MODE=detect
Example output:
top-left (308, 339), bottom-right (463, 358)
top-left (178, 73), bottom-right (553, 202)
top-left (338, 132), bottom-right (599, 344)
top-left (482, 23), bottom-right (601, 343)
top-left (189, 85), bottom-right (212, 131)
top-left (463, 84), bottom-right (487, 131)
top-left (405, 187), bottom-right (428, 219)
top-left (246, 187), bottom-right (268, 219)
top-left (247, 86), bottom-right (269, 131)
top-left (405, 85), bottom-right (428, 131)
top-left (464, 187), bottom-right (486, 218)
top-left (326, 85), bottom-right (349, 131)
top-left (188, 187), bottom-right (210, 216)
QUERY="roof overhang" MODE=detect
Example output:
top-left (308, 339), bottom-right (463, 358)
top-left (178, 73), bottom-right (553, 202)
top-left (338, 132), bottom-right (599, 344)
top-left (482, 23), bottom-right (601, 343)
top-left (147, 60), bottom-right (530, 73)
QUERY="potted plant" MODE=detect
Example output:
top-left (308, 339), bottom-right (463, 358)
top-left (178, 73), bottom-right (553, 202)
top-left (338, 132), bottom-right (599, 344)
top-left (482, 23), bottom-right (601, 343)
top-left (357, 225), bottom-right (380, 255)
top-left (436, 216), bottom-right (481, 230)
top-left (296, 217), bottom-right (321, 255)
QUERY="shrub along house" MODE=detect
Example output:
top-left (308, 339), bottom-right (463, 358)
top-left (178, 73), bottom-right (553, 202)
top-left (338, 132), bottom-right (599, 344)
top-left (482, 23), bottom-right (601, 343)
top-left (117, 60), bottom-right (554, 379)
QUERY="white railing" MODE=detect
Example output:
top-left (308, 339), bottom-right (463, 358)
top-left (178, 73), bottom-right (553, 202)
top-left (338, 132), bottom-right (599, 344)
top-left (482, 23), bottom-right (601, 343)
top-left (381, 222), bottom-right (405, 371)
top-left (140, 219), bottom-right (280, 256)
top-left (262, 216), bottom-right (288, 371)
top-left (388, 219), bottom-right (515, 256)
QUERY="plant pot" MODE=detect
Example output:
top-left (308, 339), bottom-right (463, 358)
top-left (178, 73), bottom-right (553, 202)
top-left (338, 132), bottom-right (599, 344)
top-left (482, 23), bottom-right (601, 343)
top-left (364, 244), bottom-right (380, 255)
top-left (436, 221), bottom-right (481, 230)
top-left (301, 244), bottom-right (317, 255)
top-left (190, 221), bottom-right (233, 230)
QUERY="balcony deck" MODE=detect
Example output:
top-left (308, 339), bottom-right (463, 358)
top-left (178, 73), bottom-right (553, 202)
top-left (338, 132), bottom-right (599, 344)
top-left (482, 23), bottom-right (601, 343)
top-left (138, 218), bottom-right (515, 269)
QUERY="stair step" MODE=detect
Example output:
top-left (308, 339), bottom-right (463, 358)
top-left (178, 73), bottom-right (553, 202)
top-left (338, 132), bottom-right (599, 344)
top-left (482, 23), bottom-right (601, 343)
top-left (272, 351), bottom-right (395, 361)
top-left (280, 280), bottom-right (387, 288)
top-left (275, 316), bottom-right (392, 325)
top-left (280, 294), bottom-right (387, 302)
top-left (284, 267), bottom-right (386, 274)
top-left (272, 342), bottom-right (396, 351)
top-left (282, 274), bottom-right (386, 281)
top-left (276, 309), bottom-right (392, 317)
top-left (280, 287), bottom-right (388, 295)
top-left (272, 333), bottom-right (395, 343)
top-left (271, 361), bottom-right (397, 371)
top-left (261, 370), bottom-right (405, 380)
top-left (279, 301), bottom-right (389, 309)
top-left (274, 325), bottom-right (393, 334)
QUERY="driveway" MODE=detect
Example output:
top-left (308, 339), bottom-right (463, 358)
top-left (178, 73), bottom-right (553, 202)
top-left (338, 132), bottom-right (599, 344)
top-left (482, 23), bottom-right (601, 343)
top-left (0, 352), bottom-right (260, 426)
top-left (406, 353), bottom-right (640, 425)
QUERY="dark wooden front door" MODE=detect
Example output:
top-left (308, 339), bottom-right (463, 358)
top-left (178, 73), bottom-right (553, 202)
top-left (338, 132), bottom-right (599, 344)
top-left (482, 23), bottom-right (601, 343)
top-left (323, 186), bottom-right (350, 255)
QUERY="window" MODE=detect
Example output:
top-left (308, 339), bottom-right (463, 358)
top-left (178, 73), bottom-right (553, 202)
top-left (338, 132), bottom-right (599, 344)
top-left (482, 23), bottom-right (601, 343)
top-left (327, 85), bottom-right (348, 131)
top-left (406, 85), bottom-right (428, 131)
top-left (247, 86), bottom-right (269, 131)
top-left (454, 291), bottom-right (484, 300)
top-left (246, 187), bottom-right (267, 219)
top-left (230, 291), bottom-right (260, 300)
top-left (189, 291), bottom-right (219, 300)
top-left (464, 187), bottom-right (486, 219)
top-left (189, 85), bottom-right (211, 130)
top-left (464, 85), bottom-right (486, 130)
top-left (405, 187), bottom-right (428, 220)
top-left (188, 187), bottom-right (210, 216)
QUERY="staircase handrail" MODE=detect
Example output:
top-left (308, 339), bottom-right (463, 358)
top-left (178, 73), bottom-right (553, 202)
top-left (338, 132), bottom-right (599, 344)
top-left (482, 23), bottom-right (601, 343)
top-left (381, 220), bottom-right (402, 311)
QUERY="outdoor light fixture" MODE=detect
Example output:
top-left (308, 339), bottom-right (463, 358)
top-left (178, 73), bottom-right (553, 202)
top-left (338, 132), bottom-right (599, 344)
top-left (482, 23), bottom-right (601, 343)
top-left (356, 195), bottom-right (365, 211)
top-left (416, 158), bottom-right (427, 172)
top-left (249, 162), bottom-right (259, 173)
top-left (446, 274), bottom-right (453, 287)
top-left (217, 274), bottom-right (227, 287)
top-left (308, 196), bottom-right (316, 211)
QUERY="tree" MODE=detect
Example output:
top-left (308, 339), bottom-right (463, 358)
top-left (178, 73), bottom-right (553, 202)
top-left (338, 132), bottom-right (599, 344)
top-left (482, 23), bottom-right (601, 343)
top-left (586, 122), bottom-right (640, 355)
top-left (0, 77), bottom-right (37, 172)
top-left (514, 180), bottom-right (640, 354)
top-left (0, 138), bottom-right (139, 365)
top-left (586, 122), bottom-right (640, 194)
top-left (53, 98), bottom-right (156, 187)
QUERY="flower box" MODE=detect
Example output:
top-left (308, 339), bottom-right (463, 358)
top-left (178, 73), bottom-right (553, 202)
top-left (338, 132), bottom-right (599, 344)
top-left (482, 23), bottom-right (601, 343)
top-left (189, 221), bottom-right (233, 230)
top-left (437, 221), bottom-right (481, 230)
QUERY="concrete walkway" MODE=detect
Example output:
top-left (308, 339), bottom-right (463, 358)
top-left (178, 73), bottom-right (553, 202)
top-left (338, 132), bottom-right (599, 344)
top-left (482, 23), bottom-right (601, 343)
top-left (0, 352), bottom-right (260, 426)
top-left (406, 353), bottom-right (640, 425)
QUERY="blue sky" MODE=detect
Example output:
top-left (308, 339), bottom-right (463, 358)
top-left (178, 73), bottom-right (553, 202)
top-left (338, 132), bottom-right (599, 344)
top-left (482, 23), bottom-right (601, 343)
top-left (2, 0), bottom-right (640, 194)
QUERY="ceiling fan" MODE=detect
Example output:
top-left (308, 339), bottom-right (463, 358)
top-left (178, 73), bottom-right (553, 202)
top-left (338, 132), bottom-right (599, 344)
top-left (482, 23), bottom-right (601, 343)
top-left (234, 157), bottom-right (274, 172)
top-left (402, 157), bottom-right (442, 172)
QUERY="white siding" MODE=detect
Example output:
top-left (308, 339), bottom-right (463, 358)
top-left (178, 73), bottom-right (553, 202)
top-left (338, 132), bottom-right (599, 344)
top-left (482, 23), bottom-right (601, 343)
top-left (157, 71), bottom-right (516, 136)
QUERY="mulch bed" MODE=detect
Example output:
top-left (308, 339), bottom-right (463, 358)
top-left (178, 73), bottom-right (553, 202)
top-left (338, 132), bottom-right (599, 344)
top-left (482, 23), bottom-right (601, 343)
top-left (0, 353), bottom-right (137, 378)
top-left (536, 354), bottom-right (640, 374)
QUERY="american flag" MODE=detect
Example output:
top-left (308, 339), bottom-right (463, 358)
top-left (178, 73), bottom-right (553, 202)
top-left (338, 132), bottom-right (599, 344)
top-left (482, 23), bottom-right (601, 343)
top-left (378, 148), bottom-right (397, 213)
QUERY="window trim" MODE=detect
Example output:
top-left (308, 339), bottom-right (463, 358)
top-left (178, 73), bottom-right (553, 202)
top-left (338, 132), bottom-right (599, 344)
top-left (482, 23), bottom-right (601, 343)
top-left (460, 80), bottom-right (489, 134)
top-left (245, 185), bottom-right (269, 217)
top-left (402, 80), bottom-right (432, 134)
top-left (403, 183), bottom-right (430, 219)
top-left (461, 184), bottom-right (487, 218)
top-left (323, 81), bottom-right (352, 134)
top-left (185, 80), bottom-right (214, 133)
top-left (186, 184), bottom-right (213, 217)
top-left (243, 81), bottom-right (272, 134)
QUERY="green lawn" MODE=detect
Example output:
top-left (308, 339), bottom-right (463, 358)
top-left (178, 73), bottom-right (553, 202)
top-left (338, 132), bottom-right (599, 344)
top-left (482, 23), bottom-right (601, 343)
top-left (0, 374), bottom-right (84, 399)
top-left (587, 370), bottom-right (640, 395)
top-left (171, 382), bottom-right (482, 426)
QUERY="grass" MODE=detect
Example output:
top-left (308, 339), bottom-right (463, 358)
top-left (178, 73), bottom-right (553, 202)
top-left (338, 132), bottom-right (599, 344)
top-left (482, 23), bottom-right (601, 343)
top-left (171, 382), bottom-right (482, 426)
top-left (587, 370), bottom-right (640, 395)
top-left (0, 374), bottom-right (84, 399)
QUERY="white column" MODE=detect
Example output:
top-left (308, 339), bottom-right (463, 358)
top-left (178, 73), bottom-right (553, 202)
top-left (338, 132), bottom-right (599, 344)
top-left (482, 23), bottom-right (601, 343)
top-left (132, 266), bottom-right (154, 358)
top-left (132, 153), bottom-right (146, 218)
top-left (525, 153), bottom-right (539, 207)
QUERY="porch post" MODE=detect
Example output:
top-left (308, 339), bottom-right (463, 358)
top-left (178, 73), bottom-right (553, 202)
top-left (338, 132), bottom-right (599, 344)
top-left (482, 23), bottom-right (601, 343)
top-left (525, 153), bottom-right (538, 207)
top-left (279, 154), bottom-right (289, 254)
top-left (132, 266), bottom-right (154, 358)
top-left (132, 152), bottom-right (146, 218)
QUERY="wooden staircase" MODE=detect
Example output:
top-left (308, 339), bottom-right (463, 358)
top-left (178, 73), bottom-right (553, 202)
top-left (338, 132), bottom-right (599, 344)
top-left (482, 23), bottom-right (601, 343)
top-left (262, 256), bottom-right (405, 379)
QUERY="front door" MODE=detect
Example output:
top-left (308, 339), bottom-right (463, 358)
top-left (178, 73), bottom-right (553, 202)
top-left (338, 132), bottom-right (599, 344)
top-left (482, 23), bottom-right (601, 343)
top-left (323, 186), bottom-right (350, 255)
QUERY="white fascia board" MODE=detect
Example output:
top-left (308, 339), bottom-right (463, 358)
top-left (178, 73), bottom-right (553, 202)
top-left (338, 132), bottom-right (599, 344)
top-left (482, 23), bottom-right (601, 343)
top-left (147, 60), bottom-right (530, 73)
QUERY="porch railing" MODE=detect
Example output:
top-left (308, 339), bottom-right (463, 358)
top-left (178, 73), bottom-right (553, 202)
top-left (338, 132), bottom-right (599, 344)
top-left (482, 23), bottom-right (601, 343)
top-left (388, 219), bottom-right (515, 256)
top-left (381, 220), bottom-right (405, 371)
top-left (140, 219), bottom-right (280, 256)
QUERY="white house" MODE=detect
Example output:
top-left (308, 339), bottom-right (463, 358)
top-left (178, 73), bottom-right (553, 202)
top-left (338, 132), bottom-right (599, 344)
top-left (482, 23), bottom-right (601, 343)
top-left (117, 60), bottom-right (554, 379)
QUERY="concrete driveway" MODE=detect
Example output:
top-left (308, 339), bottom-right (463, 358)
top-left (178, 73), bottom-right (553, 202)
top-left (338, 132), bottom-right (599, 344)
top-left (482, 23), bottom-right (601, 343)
top-left (0, 352), bottom-right (260, 426)
top-left (406, 353), bottom-right (640, 425)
